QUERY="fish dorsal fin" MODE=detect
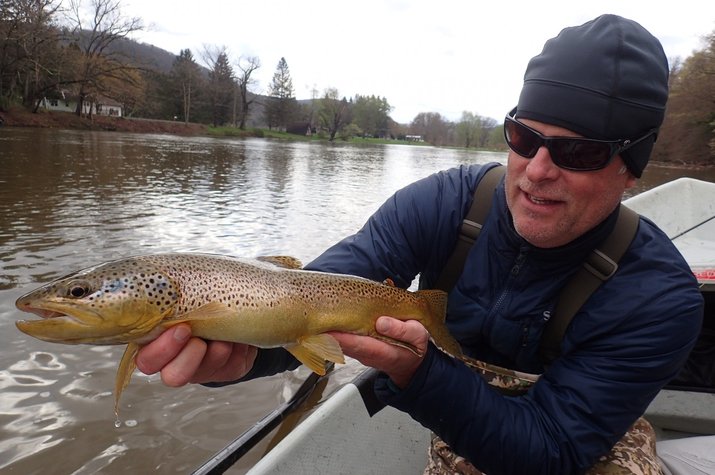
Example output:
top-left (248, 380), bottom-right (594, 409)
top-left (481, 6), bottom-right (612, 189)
top-left (167, 302), bottom-right (235, 323)
top-left (256, 256), bottom-right (303, 269)
top-left (382, 277), bottom-right (396, 287)
top-left (285, 334), bottom-right (345, 375)
top-left (115, 342), bottom-right (139, 418)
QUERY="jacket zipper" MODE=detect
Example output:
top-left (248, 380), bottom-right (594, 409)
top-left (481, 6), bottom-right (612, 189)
top-left (488, 246), bottom-right (529, 331)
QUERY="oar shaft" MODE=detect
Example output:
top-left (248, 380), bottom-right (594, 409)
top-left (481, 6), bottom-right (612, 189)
top-left (192, 366), bottom-right (331, 475)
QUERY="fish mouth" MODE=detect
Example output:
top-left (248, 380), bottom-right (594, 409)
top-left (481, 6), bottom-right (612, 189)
top-left (15, 299), bottom-right (109, 343)
top-left (17, 306), bottom-right (66, 320)
top-left (16, 299), bottom-right (101, 325)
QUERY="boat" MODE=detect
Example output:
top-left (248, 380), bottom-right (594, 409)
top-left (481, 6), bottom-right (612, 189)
top-left (199, 178), bottom-right (715, 475)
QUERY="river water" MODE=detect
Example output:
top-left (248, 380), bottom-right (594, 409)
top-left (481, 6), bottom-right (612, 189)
top-left (0, 127), bottom-right (713, 473)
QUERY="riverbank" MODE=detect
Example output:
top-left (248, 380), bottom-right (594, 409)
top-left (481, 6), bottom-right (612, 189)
top-left (1, 108), bottom-right (710, 168)
top-left (0, 108), bottom-right (396, 143)
top-left (0, 107), bottom-right (425, 145)
top-left (0, 107), bottom-right (207, 135)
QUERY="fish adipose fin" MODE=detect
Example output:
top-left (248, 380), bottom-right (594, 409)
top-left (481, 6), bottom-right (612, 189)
top-left (415, 289), bottom-right (463, 357)
top-left (286, 334), bottom-right (345, 375)
top-left (115, 342), bottom-right (139, 418)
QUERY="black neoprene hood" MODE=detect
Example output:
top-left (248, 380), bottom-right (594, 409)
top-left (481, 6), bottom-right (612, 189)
top-left (516, 14), bottom-right (669, 177)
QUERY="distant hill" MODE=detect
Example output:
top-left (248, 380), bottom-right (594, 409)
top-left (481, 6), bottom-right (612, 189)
top-left (91, 35), bottom-right (342, 129)
top-left (109, 37), bottom-right (279, 127)
top-left (108, 36), bottom-right (182, 73)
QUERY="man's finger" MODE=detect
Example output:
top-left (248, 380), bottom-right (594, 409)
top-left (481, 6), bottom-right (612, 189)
top-left (187, 340), bottom-right (236, 383)
top-left (376, 316), bottom-right (430, 350)
top-left (160, 337), bottom-right (208, 387)
top-left (135, 324), bottom-right (192, 375)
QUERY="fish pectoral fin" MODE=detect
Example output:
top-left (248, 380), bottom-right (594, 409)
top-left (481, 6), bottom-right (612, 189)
top-left (170, 302), bottom-right (234, 322)
top-left (285, 334), bottom-right (345, 375)
top-left (115, 342), bottom-right (139, 418)
top-left (373, 334), bottom-right (424, 357)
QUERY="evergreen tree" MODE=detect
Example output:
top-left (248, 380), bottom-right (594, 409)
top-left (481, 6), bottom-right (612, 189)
top-left (265, 57), bottom-right (296, 129)
top-left (351, 94), bottom-right (392, 138)
top-left (207, 51), bottom-right (234, 127)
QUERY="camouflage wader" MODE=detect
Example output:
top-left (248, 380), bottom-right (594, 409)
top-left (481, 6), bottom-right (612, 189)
top-left (424, 356), bottom-right (662, 475)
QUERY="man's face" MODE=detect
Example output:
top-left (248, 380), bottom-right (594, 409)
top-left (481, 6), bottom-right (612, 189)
top-left (505, 118), bottom-right (637, 248)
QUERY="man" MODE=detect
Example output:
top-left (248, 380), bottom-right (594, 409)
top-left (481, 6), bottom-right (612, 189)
top-left (136, 15), bottom-right (703, 474)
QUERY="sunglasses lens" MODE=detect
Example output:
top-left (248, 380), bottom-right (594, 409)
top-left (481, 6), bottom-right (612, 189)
top-left (504, 115), bottom-right (617, 171)
top-left (549, 140), bottom-right (613, 170)
top-left (504, 120), bottom-right (540, 158)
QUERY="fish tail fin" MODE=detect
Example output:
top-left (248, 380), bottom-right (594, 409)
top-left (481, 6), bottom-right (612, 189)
top-left (415, 289), bottom-right (463, 357)
top-left (115, 342), bottom-right (139, 418)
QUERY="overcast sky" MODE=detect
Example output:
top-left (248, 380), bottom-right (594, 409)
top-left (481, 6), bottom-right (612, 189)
top-left (121, 0), bottom-right (714, 124)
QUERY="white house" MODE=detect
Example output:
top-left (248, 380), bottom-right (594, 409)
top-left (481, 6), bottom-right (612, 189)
top-left (40, 91), bottom-right (123, 117)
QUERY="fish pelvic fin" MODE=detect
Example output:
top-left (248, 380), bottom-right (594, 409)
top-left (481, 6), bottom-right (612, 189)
top-left (256, 256), bottom-right (303, 269)
top-left (414, 289), bottom-right (463, 357)
top-left (115, 342), bottom-right (139, 418)
top-left (286, 334), bottom-right (345, 375)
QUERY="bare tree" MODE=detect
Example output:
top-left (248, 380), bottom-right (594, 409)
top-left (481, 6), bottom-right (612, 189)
top-left (456, 111), bottom-right (479, 148)
top-left (171, 48), bottom-right (201, 123)
top-left (319, 87), bottom-right (351, 141)
top-left (654, 31), bottom-right (715, 164)
top-left (0, 0), bottom-right (63, 108)
top-left (66, 0), bottom-right (143, 116)
top-left (410, 111), bottom-right (449, 146)
top-left (235, 55), bottom-right (260, 130)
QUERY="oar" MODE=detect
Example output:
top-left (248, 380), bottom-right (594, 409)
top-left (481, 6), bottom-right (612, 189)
top-left (191, 363), bottom-right (334, 475)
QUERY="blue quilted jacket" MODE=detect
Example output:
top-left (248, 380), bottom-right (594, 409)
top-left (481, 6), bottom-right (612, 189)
top-left (256, 163), bottom-right (704, 474)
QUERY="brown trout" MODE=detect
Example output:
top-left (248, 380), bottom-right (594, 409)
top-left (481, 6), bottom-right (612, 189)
top-left (15, 253), bottom-right (462, 414)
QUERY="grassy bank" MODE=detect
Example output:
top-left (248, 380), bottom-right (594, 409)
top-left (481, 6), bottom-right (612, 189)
top-left (205, 125), bottom-right (428, 146)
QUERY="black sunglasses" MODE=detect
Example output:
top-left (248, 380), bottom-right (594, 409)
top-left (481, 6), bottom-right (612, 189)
top-left (503, 108), bottom-right (657, 171)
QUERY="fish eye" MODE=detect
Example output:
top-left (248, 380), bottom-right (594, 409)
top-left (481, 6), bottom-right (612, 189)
top-left (67, 281), bottom-right (92, 299)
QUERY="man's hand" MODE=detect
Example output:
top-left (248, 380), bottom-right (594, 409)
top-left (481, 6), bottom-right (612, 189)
top-left (135, 324), bottom-right (258, 386)
top-left (330, 316), bottom-right (430, 389)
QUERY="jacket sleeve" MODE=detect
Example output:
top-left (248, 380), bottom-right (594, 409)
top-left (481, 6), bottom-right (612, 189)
top-left (375, 242), bottom-right (703, 475)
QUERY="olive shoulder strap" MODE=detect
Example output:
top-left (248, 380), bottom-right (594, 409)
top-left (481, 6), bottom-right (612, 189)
top-left (433, 165), bottom-right (506, 292)
top-left (433, 165), bottom-right (640, 363)
top-left (539, 205), bottom-right (639, 363)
